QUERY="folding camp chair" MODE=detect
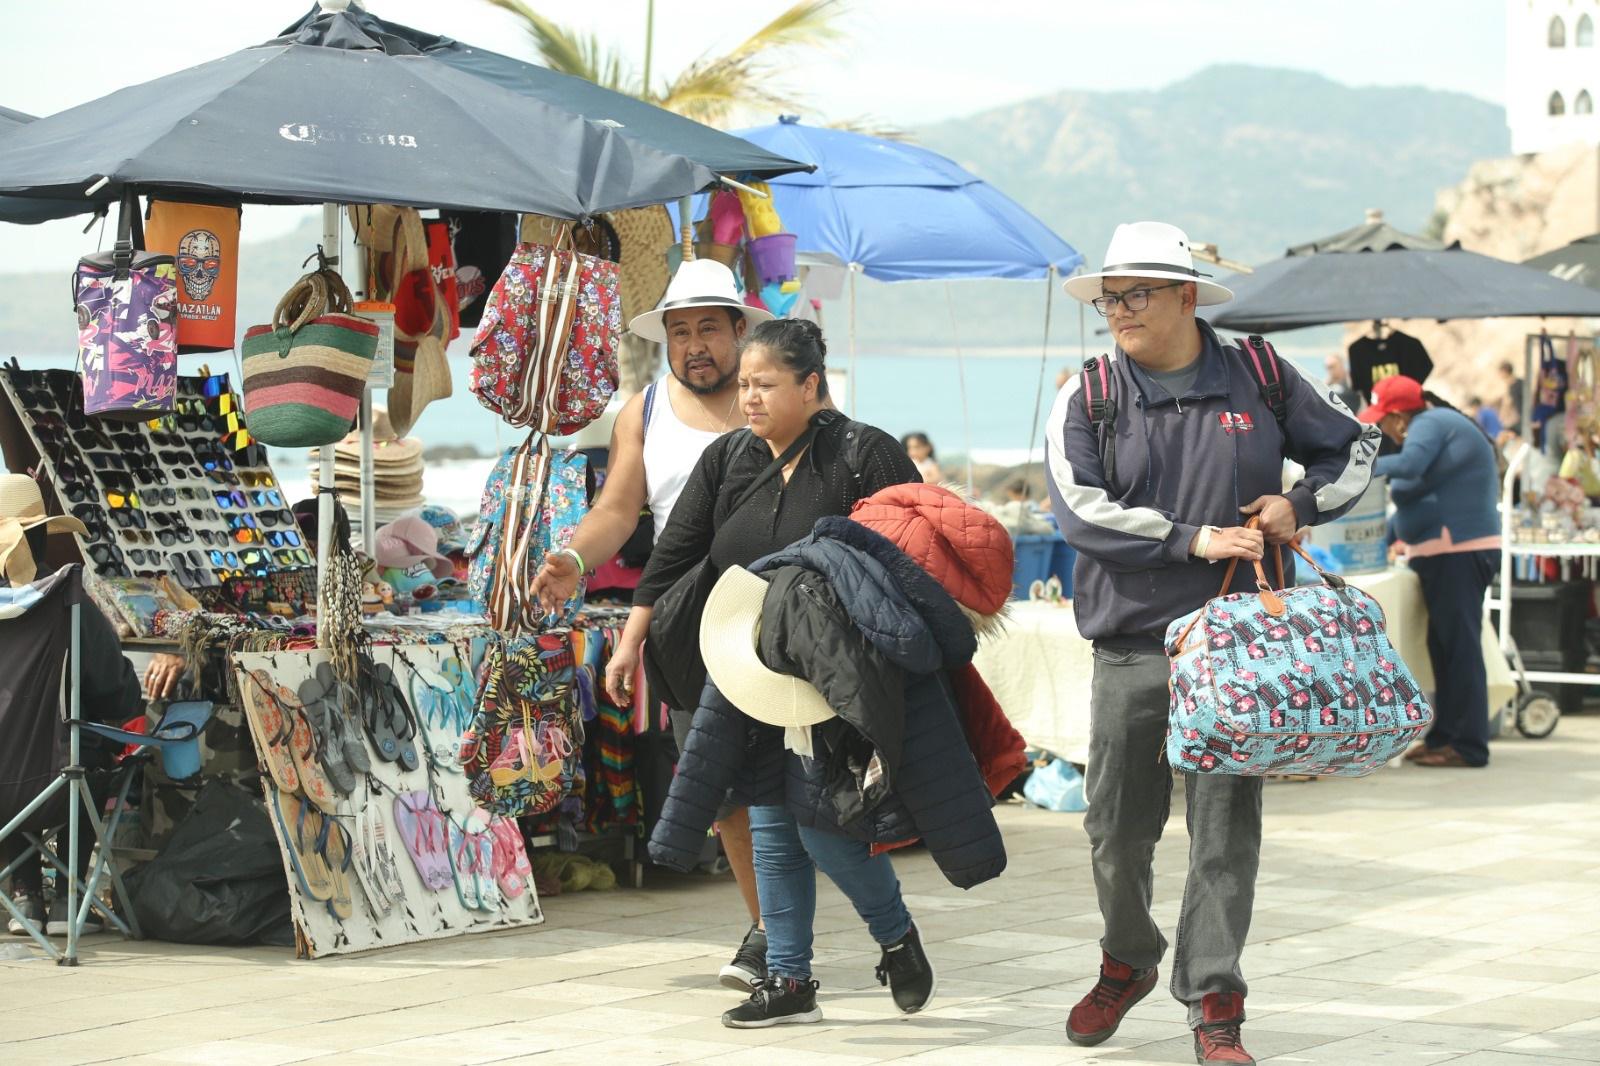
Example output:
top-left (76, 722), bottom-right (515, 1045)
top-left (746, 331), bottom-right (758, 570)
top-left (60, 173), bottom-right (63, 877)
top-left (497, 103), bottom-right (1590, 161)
top-left (0, 564), bottom-right (209, 964)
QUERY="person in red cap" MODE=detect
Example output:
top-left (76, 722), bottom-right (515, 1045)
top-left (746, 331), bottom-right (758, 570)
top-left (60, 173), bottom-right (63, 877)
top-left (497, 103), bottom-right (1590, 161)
top-left (1361, 374), bottom-right (1502, 768)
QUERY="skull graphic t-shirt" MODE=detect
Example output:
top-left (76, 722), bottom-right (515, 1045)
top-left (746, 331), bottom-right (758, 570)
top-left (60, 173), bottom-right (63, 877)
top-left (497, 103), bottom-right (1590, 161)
top-left (146, 200), bottom-right (242, 353)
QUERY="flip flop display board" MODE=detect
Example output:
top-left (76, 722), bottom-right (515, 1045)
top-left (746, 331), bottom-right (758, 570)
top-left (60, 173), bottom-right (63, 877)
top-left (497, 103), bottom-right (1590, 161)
top-left (233, 644), bottom-right (543, 958)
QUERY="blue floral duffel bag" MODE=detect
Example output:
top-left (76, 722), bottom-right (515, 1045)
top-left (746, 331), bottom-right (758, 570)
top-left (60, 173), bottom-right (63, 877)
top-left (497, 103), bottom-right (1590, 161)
top-left (1164, 535), bottom-right (1432, 777)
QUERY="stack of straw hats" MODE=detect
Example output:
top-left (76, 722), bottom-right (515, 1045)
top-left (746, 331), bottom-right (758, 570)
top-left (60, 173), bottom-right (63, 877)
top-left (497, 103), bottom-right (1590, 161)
top-left (307, 407), bottom-right (425, 532)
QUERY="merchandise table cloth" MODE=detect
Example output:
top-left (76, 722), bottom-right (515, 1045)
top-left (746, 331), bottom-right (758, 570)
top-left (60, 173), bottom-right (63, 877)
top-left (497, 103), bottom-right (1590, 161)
top-left (972, 567), bottom-right (1515, 770)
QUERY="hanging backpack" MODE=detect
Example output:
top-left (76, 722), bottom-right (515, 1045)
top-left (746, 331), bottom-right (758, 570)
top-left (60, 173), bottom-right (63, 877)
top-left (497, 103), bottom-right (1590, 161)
top-left (457, 633), bottom-right (584, 817)
top-left (465, 433), bottom-right (589, 633)
top-left (1081, 335), bottom-right (1289, 487)
top-left (468, 217), bottom-right (620, 434)
top-left (73, 188), bottom-right (180, 421)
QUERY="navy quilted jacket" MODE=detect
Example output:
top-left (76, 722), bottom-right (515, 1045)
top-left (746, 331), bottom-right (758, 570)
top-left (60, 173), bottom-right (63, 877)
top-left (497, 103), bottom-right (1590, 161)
top-left (647, 518), bottom-right (1006, 889)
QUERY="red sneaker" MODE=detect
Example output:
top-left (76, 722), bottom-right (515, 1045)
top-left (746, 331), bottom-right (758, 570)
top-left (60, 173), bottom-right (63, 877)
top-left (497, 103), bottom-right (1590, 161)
top-left (1193, 992), bottom-right (1254, 1064)
top-left (1065, 952), bottom-right (1158, 1046)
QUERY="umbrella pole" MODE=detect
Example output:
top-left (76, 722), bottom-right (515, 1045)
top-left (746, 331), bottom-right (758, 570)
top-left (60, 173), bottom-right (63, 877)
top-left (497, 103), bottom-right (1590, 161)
top-left (944, 282), bottom-right (975, 496)
top-left (316, 203), bottom-right (340, 605)
top-left (1023, 267), bottom-right (1057, 487)
top-left (848, 266), bottom-right (858, 418)
top-left (360, 387), bottom-right (375, 555)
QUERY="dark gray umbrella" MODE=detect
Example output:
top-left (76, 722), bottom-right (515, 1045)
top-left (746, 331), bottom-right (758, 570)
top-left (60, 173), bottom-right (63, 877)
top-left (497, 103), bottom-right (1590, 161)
top-left (275, 5), bottom-right (811, 182)
top-left (1523, 234), bottom-right (1600, 292)
top-left (0, 4), bottom-right (789, 218)
top-left (1208, 220), bottom-right (1600, 333)
top-left (0, 108), bottom-right (105, 224)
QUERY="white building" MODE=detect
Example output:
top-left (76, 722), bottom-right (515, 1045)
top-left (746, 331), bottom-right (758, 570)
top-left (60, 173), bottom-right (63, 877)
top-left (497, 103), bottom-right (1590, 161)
top-left (1506, 0), bottom-right (1600, 154)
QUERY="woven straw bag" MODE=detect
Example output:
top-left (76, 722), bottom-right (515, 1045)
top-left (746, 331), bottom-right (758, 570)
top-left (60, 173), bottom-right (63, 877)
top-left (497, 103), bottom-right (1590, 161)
top-left (241, 267), bottom-right (378, 448)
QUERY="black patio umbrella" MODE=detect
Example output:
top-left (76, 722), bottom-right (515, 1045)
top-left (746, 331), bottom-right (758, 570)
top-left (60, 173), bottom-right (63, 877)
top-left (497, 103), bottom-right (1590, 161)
top-left (0, 3), bottom-right (801, 218)
top-left (1208, 217), bottom-right (1600, 333)
top-left (0, 107), bottom-right (103, 224)
top-left (1523, 234), bottom-right (1600, 292)
top-left (276, 4), bottom-right (811, 182)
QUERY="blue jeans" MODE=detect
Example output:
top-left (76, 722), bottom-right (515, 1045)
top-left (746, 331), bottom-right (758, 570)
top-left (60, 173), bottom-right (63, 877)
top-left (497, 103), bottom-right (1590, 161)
top-left (748, 805), bottom-right (911, 980)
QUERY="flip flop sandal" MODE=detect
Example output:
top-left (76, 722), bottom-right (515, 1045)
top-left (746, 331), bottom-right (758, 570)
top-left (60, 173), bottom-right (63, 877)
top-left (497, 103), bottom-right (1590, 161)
top-left (288, 704), bottom-right (340, 813)
top-left (349, 809), bottom-right (394, 916)
top-left (374, 663), bottom-right (421, 772)
top-left (392, 791), bottom-right (453, 891)
top-left (369, 807), bottom-right (408, 903)
top-left (441, 658), bottom-right (476, 728)
top-left (472, 824), bottom-right (501, 911)
top-left (488, 815), bottom-right (532, 900)
top-left (296, 676), bottom-right (358, 795)
top-left (447, 819), bottom-right (480, 911)
top-left (273, 788), bottom-right (334, 903)
top-left (321, 816), bottom-right (356, 921)
top-left (312, 663), bottom-right (373, 777)
top-left (243, 670), bottom-right (301, 795)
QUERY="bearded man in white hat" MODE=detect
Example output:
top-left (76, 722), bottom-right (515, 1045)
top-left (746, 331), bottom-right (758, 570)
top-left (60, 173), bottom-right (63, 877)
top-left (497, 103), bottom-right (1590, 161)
top-left (531, 257), bottom-right (773, 990)
top-left (1045, 223), bottom-right (1379, 1064)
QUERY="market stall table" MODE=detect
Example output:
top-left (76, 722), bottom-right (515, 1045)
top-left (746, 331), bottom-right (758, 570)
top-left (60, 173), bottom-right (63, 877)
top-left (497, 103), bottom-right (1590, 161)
top-left (973, 567), bottom-right (1516, 770)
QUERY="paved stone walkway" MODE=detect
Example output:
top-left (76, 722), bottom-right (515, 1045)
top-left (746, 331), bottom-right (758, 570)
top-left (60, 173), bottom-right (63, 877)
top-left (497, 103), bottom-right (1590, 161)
top-left (3, 716), bottom-right (1598, 1065)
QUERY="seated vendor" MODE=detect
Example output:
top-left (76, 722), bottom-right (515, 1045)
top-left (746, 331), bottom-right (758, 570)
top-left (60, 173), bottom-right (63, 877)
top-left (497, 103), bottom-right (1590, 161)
top-left (0, 474), bottom-right (185, 937)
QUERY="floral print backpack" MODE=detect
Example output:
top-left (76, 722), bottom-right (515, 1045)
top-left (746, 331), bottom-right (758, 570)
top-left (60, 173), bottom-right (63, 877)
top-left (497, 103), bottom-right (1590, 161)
top-left (465, 433), bottom-right (588, 633)
top-left (1165, 526), bottom-right (1432, 777)
top-left (467, 217), bottom-right (620, 434)
top-left (458, 633), bottom-right (584, 817)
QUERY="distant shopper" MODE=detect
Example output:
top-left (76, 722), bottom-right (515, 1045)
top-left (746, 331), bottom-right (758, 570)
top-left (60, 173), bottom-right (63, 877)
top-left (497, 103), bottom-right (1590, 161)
top-left (900, 431), bottom-right (943, 483)
top-left (1467, 396), bottom-right (1503, 440)
top-left (1047, 221), bottom-right (1377, 1065)
top-left (1499, 360), bottom-right (1524, 431)
top-left (1362, 376), bottom-right (1500, 769)
top-left (1324, 353), bottom-right (1361, 413)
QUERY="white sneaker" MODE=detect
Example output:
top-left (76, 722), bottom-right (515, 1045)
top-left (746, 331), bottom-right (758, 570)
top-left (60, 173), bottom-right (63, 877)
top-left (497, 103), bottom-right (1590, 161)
top-left (45, 896), bottom-right (105, 937)
top-left (6, 894), bottom-right (43, 936)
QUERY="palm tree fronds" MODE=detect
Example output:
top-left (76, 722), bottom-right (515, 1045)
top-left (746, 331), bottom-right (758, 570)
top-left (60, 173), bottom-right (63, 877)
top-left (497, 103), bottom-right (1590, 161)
top-left (725, 0), bottom-right (847, 64)
top-left (480, 0), bottom-right (605, 83)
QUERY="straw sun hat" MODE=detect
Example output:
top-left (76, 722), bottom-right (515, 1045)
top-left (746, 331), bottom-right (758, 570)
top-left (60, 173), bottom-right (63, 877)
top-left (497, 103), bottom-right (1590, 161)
top-left (1062, 221), bottom-right (1234, 307)
top-left (699, 566), bottom-right (834, 729)
top-left (0, 473), bottom-right (87, 584)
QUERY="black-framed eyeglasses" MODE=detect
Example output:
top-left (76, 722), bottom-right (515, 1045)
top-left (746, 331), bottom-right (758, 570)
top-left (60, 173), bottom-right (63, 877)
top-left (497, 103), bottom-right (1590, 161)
top-left (1090, 281), bottom-right (1186, 317)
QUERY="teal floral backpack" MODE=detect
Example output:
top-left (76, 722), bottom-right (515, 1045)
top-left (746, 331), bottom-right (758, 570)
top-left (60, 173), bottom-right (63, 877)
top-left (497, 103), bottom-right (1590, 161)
top-left (465, 434), bottom-right (587, 632)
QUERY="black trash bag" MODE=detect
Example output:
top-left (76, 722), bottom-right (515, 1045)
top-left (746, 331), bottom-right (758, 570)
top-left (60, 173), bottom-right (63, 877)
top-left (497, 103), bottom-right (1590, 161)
top-left (126, 779), bottom-right (293, 946)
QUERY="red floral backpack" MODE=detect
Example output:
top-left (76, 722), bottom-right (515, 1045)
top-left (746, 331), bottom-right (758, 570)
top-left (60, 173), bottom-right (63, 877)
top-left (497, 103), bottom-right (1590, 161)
top-left (468, 218), bottom-right (620, 434)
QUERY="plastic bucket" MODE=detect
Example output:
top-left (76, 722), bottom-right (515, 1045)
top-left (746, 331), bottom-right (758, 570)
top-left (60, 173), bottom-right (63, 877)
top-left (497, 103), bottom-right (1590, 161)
top-left (747, 233), bottom-right (798, 285)
top-left (1317, 474), bottom-right (1388, 575)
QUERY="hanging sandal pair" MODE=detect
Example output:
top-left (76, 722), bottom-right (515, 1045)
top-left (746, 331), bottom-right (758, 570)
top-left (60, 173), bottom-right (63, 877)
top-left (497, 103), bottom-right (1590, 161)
top-left (273, 789), bottom-right (355, 920)
top-left (297, 663), bottom-right (373, 793)
top-left (449, 813), bottom-right (501, 912)
top-left (359, 660), bottom-right (421, 772)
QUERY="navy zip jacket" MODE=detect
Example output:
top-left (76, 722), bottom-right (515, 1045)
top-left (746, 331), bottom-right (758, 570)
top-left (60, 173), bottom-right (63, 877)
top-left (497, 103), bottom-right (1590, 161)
top-left (647, 518), bottom-right (1005, 889)
top-left (1045, 321), bottom-right (1380, 646)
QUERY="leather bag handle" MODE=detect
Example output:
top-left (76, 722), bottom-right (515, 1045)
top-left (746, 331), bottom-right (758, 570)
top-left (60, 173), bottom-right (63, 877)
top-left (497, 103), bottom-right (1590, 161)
top-left (1175, 517), bottom-right (1286, 652)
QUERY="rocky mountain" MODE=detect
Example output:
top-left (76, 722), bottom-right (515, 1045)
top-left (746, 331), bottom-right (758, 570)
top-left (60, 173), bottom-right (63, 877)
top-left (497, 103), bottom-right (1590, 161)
top-left (848, 63), bottom-right (1512, 351)
top-left (0, 64), bottom-right (1511, 358)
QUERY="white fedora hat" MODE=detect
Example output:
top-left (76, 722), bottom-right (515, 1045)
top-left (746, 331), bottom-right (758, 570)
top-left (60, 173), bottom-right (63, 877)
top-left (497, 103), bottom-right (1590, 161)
top-left (699, 566), bottom-right (835, 730)
top-left (1063, 221), bottom-right (1233, 307)
top-left (628, 258), bottom-right (773, 344)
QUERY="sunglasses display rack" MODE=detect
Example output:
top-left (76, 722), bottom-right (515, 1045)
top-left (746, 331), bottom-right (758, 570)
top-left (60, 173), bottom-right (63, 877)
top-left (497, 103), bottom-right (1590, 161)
top-left (0, 366), bottom-right (314, 587)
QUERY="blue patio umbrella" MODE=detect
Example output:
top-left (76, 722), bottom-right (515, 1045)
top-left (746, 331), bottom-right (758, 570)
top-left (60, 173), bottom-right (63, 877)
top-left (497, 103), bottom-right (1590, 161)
top-left (672, 117), bottom-right (1082, 486)
top-left (718, 116), bottom-right (1081, 282)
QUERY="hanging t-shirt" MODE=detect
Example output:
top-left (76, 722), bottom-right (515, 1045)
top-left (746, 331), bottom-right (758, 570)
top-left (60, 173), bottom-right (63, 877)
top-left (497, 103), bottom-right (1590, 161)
top-left (1347, 329), bottom-right (1433, 400)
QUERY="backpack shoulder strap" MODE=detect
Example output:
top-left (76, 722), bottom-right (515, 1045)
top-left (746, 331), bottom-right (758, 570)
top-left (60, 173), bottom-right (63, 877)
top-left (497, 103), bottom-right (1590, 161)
top-left (1238, 335), bottom-right (1288, 428)
top-left (641, 381), bottom-right (658, 439)
top-left (1080, 354), bottom-right (1118, 485)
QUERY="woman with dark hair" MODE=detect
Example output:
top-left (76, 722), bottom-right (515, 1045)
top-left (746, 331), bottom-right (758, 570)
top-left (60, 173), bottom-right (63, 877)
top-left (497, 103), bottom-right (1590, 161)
top-left (900, 431), bottom-right (942, 483)
top-left (630, 320), bottom-right (942, 1028)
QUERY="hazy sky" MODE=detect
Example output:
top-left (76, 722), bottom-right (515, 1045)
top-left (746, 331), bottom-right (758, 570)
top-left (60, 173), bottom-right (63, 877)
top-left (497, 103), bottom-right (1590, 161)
top-left (0, 0), bottom-right (1508, 266)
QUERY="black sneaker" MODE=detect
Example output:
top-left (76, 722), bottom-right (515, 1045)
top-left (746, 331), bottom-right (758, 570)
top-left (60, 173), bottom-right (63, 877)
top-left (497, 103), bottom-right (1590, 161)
top-left (876, 922), bottom-right (936, 1014)
top-left (45, 896), bottom-right (104, 937)
top-left (718, 923), bottom-right (768, 991)
top-left (721, 976), bottom-right (823, 1029)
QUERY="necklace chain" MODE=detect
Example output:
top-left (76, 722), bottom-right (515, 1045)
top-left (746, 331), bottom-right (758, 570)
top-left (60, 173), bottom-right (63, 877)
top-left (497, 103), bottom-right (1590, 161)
top-left (690, 386), bottom-right (739, 432)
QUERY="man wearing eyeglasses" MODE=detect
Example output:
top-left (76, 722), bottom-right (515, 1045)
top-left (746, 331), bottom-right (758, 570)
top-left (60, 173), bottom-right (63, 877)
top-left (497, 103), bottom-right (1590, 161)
top-left (1044, 223), bottom-right (1378, 1065)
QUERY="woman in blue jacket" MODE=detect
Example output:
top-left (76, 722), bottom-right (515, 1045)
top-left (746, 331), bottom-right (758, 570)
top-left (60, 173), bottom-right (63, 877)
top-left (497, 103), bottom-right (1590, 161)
top-left (1360, 376), bottom-right (1501, 768)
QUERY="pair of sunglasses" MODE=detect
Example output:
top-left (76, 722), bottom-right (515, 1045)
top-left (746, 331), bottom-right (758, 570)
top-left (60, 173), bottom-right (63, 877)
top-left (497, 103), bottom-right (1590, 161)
top-left (266, 530), bottom-right (302, 548)
top-left (275, 548), bottom-right (313, 567)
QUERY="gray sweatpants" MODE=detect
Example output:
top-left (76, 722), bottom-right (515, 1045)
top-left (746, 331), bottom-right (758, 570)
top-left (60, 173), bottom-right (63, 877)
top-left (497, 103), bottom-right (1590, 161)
top-left (1086, 646), bottom-right (1262, 1026)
